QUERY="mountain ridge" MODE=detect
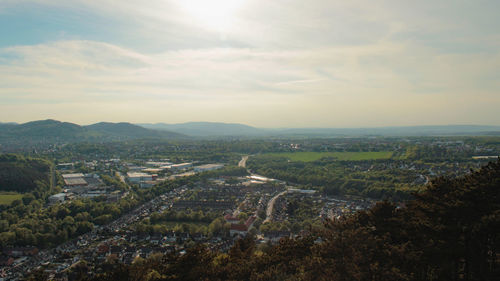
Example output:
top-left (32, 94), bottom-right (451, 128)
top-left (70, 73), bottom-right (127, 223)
top-left (2, 120), bottom-right (500, 142)
top-left (0, 119), bottom-right (185, 144)
top-left (139, 122), bottom-right (265, 137)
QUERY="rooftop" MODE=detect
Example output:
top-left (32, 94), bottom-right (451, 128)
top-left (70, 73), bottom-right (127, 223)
top-left (62, 173), bottom-right (84, 179)
top-left (64, 178), bottom-right (88, 186)
top-left (127, 172), bottom-right (151, 177)
top-left (195, 164), bottom-right (224, 169)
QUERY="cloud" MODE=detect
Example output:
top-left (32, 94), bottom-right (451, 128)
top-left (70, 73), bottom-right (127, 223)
top-left (1, 38), bottom-right (499, 126)
top-left (0, 1), bottom-right (499, 126)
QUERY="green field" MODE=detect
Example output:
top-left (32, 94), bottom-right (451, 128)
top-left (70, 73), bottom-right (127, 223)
top-left (264, 151), bottom-right (394, 162)
top-left (0, 192), bottom-right (23, 205)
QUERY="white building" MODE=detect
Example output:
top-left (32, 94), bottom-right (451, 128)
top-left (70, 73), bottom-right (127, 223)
top-left (127, 172), bottom-right (153, 183)
top-left (170, 163), bottom-right (193, 170)
top-left (146, 161), bottom-right (172, 167)
top-left (48, 193), bottom-right (66, 204)
top-left (194, 164), bottom-right (224, 172)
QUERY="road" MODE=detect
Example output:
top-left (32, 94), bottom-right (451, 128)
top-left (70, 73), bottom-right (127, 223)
top-left (50, 165), bottom-right (56, 191)
top-left (238, 155), bottom-right (249, 168)
top-left (238, 156), bottom-right (289, 224)
top-left (263, 190), bottom-right (287, 223)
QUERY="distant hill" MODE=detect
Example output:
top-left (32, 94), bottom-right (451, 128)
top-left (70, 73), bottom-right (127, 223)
top-left (85, 122), bottom-right (182, 139)
top-left (140, 122), bottom-right (266, 137)
top-left (139, 123), bottom-right (500, 137)
top-left (273, 125), bottom-right (500, 137)
top-left (0, 119), bottom-right (185, 145)
top-left (0, 120), bottom-right (87, 142)
top-left (2, 120), bottom-right (499, 142)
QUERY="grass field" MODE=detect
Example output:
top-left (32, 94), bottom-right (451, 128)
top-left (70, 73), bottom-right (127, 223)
top-left (264, 151), bottom-right (394, 162)
top-left (0, 192), bottom-right (23, 205)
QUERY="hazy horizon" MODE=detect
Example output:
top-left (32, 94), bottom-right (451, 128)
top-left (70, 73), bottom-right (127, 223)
top-left (3, 118), bottom-right (500, 130)
top-left (1, 0), bottom-right (499, 127)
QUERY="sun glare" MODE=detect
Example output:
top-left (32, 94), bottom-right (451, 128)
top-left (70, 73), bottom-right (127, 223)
top-left (178, 0), bottom-right (245, 32)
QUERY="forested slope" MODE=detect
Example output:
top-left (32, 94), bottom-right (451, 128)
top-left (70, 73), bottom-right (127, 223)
top-left (0, 154), bottom-right (52, 193)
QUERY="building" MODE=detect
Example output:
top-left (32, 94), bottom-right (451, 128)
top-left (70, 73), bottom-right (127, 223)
top-left (170, 163), bottom-right (193, 170)
top-left (48, 193), bottom-right (66, 204)
top-left (142, 168), bottom-right (163, 174)
top-left (229, 216), bottom-right (257, 237)
top-left (194, 164), bottom-right (224, 172)
top-left (62, 173), bottom-right (88, 187)
top-left (64, 177), bottom-right (88, 186)
top-left (263, 231), bottom-right (291, 244)
top-left (230, 224), bottom-right (248, 236)
top-left (145, 161), bottom-right (172, 167)
top-left (139, 181), bottom-right (155, 188)
top-left (288, 189), bottom-right (316, 194)
top-left (127, 172), bottom-right (153, 183)
top-left (56, 163), bottom-right (74, 170)
top-left (224, 214), bottom-right (240, 224)
top-left (62, 173), bottom-right (85, 179)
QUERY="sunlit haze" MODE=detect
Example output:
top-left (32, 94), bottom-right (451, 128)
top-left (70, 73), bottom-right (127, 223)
top-left (177, 0), bottom-right (246, 32)
top-left (0, 0), bottom-right (499, 127)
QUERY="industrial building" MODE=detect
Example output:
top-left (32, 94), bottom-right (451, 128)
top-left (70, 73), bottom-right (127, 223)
top-left (169, 163), bottom-right (193, 170)
top-left (194, 164), bottom-right (224, 172)
top-left (48, 193), bottom-right (66, 204)
top-left (62, 173), bottom-right (88, 187)
top-left (127, 172), bottom-right (153, 183)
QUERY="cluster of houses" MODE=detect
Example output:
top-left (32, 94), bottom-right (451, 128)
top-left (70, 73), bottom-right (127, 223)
top-left (320, 197), bottom-right (374, 220)
top-left (0, 247), bottom-right (38, 267)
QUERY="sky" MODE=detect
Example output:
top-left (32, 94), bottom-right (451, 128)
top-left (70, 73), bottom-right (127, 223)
top-left (0, 0), bottom-right (499, 128)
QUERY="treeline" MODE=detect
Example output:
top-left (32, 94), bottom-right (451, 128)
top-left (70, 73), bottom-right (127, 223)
top-left (0, 175), bottom-right (187, 248)
top-left (100, 175), bottom-right (128, 191)
top-left (41, 140), bottom-right (281, 163)
top-left (0, 196), bottom-right (140, 248)
top-left (74, 160), bottom-right (500, 281)
top-left (0, 154), bottom-right (52, 194)
top-left (134, 210), bottom-right (226, 236)
top-left (247, 156), bottom-right (421, 200)
top-left (149, 210), bottom-right (219, 224)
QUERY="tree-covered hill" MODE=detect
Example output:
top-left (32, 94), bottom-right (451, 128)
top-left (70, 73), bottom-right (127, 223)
top-left (140, 122), bottom-right (266, 137)
top-left (0, 119), bottom-right (185, 146)
top-left (82, 161), bottom-right (500, 281)
top-left (0, 154), bottom-right (52, 193)
top-left (85, 122), bottom-right (183, 139)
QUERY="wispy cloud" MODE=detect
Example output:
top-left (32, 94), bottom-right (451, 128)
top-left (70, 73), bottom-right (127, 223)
top-left (0, 0), bottom-right (499, 126)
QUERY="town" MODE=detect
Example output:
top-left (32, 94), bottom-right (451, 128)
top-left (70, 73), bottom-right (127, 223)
top-left (0, 136), bottom-right (498, 280)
